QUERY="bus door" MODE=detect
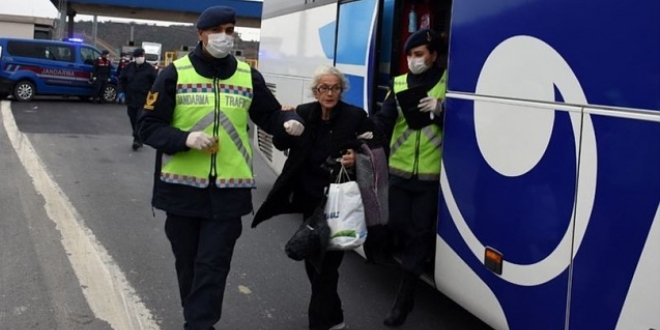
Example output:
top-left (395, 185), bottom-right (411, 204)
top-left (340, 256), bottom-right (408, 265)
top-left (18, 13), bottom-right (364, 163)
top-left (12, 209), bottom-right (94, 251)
top-left (372, 0), bottom-right (451, 114)
top-left (333, 0), bottom-right (381, 114)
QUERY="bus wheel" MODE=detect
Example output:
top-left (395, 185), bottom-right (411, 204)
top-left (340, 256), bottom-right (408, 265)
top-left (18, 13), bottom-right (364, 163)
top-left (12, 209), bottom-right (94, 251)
top-left (13, 80), bottom-right (35, 101)
top-left (103, 84), bottom-right (117, 103)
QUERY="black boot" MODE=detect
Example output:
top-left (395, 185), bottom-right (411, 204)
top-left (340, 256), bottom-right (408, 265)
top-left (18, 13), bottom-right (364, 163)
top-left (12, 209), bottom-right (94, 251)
top-left (131, 138), bottom-right (142, 151)
top-left (384, 272), bottom-right (417, 327)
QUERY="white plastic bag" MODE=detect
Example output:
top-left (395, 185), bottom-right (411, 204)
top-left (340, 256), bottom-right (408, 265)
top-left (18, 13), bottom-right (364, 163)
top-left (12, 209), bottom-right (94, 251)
top-left (324, 166), bottom-right (367, 251)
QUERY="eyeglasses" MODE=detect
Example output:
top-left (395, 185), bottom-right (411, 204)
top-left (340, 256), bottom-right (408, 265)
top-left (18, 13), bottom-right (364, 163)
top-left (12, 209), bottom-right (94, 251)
top-left (315, 85), bottom-right (343, 94)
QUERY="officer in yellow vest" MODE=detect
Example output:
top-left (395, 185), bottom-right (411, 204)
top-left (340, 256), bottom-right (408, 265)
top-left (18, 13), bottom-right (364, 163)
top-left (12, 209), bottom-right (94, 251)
top-left (137, 6), bottom-right (305, 330)
top-left (372, 28), bottom-right (446, 327)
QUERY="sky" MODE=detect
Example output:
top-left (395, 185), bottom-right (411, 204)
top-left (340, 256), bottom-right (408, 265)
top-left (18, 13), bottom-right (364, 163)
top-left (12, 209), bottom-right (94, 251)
top-left (3, 0), bottom-right (262, 41)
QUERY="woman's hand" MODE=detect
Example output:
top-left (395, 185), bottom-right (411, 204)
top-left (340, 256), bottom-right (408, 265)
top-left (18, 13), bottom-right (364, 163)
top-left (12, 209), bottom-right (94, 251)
top-left (340, 149), bottom-right (356, 168)
top-left (281, 105), bottom-right (295, 111)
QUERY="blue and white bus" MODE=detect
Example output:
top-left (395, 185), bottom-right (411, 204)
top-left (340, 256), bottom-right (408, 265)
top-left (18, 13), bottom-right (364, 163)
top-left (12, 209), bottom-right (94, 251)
top-left (254, 0), bottom-right (660, 329)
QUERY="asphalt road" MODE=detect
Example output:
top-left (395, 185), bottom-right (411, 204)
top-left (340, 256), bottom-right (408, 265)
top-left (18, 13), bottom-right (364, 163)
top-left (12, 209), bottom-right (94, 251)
top-left (0, 98), bottom-right (492, 330)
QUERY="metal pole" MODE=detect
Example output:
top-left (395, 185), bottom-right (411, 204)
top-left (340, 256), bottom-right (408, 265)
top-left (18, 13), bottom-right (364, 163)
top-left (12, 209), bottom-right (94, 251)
top-left (92, 15), bottom-right (98, 47)
top-left (57, 1), bottom-right (67, 40)
top-left (130, 24), bottom-right (134, 44)
top-left (67, 13), bottom-right (75, 39)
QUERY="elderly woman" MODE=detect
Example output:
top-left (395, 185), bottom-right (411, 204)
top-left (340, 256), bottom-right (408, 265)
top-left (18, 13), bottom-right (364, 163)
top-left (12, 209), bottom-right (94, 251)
top-left (252, 65), bottom-right (374, 330)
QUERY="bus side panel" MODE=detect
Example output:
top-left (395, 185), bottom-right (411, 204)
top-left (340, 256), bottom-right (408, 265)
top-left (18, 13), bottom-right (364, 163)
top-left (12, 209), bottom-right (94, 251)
top-left (437, 96), bottom-right (578, 330)
top-left (258, 3), bottom-right (337, 83)
top-left (569, 111), bottom-right (660, 330)
top-left (448, 0), bottom-right (660, 111)
top-left (255, 3), bottom-right (338, 174)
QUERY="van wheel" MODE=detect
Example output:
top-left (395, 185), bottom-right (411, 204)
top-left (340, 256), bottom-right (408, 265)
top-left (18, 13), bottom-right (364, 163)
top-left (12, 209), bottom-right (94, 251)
top-left (13, 81), bottom-right (35, 101)
top-left (103, 84), bottom-right (117, 103)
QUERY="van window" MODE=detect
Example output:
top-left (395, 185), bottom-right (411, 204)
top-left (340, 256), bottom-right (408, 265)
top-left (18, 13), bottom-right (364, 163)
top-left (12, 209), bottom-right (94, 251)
top-left (145, 53), bottom-right (159, 62)
top-left (80, 47), bottom-right (100, 65)
top-left (6, 41), bottom-right (75, 62)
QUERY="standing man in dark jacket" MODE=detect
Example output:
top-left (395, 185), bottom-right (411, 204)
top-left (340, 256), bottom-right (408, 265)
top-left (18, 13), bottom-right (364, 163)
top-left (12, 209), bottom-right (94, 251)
top-left (137, 5), bottom-right (305, 330)
top-left (372, 28), bottom-right (446, 327)
top-left (91, 49), bottom-right (112, 103)
top-left (118, 48), bottom-right (158, 150)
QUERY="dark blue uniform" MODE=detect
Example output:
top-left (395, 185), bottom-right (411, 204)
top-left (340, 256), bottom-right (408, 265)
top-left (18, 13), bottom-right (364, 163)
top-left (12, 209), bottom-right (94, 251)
top-left (371, 28), bottom-right (447, 327)
top-left (91, 54), bottom-right (112, 103)
top-left (137, 40), bottom-right (302, 330)
top-left (118, 60), bottom-right (157, 148)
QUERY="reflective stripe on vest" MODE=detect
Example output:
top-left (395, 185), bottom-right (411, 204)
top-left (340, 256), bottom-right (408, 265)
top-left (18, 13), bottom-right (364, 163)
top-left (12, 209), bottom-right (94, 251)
top-left (388, 70), bottom-right (447, 181)
top-left (160, 56), bottom-right (254, 188)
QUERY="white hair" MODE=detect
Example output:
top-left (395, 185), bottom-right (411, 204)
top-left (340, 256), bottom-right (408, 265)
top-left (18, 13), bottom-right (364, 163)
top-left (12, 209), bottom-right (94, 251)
top-left (309, 65), bottom-right (350, 94)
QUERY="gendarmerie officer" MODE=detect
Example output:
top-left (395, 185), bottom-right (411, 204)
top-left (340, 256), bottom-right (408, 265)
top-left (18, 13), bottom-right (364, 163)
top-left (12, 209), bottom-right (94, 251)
top-left (118, 48), bottom-right (158, 150)
top-left (372, 28), bottom-right (447, 327)
top-left (137, 6), bottom-right (306, 330)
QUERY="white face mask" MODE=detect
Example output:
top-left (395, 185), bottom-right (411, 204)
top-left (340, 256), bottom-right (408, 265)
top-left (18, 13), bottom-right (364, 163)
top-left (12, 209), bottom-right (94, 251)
top-left (135, 57), bottom-right (145, 65)
top-left (206, 33), bottom-right (234, 59)
top-left (407, 56), bottom-right (430, 75)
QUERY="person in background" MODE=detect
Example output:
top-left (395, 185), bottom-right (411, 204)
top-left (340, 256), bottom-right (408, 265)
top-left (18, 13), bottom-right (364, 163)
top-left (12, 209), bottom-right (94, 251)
top-left (118, 48), bottom-right (158, 150)
top-left (372, 28), bottom-right (446, 327)
top-left (252, 65), bottom-right (375, 330)
top-left (91, 49), bottom-right (112, 103)
top-left (115, 52), bottom-right (132, 79)
top-left (137, 5), bottom-right (306, 330)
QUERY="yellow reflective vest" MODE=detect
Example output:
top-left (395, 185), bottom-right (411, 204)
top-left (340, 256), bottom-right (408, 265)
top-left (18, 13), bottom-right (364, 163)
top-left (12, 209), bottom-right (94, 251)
top-left (388, 70), bottom-right (447, 181)
top-left (160, 56), bottom-right (255, 188)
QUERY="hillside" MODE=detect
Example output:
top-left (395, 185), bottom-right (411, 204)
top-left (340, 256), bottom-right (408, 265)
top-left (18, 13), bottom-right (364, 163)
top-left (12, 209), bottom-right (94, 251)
top-left (74, 21), bottom-right (259, 59)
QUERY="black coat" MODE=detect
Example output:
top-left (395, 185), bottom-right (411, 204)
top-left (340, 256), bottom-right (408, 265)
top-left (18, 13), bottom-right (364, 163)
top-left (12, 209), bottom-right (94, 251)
top-left (137, 43), bottom-right (303, 219)
top-left (372, 66), bottom-right (445, 144)
top-left (252, 100), bottom-right (374, 227)
top-left (118, 62), bottom-right (158, 108)
top-left (92, 57), bottom-right (112, 79)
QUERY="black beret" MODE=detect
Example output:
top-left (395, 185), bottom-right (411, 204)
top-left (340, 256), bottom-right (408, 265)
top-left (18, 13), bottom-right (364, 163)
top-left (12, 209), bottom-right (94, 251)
top-left (101, 50), bottom-right (110, 55)
top-left (132, 48), bottom-right (145, 57)
top-left (404, 29), bottom-right (439, 54)
top-left (196, 6), bottom-right (236, 30)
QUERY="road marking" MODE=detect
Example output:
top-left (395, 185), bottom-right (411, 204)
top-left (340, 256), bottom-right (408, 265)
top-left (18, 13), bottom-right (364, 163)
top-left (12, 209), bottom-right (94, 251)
top-left (0, 101), bottom-right (159, 330)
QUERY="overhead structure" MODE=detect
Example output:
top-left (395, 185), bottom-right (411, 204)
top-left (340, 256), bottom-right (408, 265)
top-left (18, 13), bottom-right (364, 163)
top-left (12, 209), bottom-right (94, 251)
top-left (51, 0), bottom-right (262, 39)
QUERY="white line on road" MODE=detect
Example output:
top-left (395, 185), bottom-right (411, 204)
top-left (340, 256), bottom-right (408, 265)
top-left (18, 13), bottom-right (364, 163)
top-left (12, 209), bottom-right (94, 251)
top-left (1, 101), bottom-right (159, 330)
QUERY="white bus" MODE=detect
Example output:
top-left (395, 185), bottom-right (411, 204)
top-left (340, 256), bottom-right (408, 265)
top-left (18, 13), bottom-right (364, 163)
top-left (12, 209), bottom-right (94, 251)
top-left (253, 0), bottom-right (660, 329)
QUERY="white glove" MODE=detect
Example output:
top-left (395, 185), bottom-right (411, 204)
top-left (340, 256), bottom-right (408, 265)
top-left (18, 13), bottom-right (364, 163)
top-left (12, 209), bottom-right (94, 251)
top-left (284, 120), bottom-right (305, 136)
top-left (186, 131), bottom-right (214, 150)
top-left (357, 131), bottom-right (374, 139)
top-left (418, 96), bottom-right (443, 115)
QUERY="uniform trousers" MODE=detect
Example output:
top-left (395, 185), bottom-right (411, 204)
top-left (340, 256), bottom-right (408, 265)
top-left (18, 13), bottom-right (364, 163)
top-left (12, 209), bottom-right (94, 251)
top-left (388, 180), bottom-right (439, 276)
top-left (93, 79), bottom-right (108, 101)
top-left (127, 106), bottom-right (140, 140)
top-left (165, 213), bottom-right (243, 330)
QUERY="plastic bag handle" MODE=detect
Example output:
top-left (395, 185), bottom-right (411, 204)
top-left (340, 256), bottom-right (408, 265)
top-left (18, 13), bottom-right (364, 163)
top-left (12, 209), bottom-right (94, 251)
top-left (335, 165), bottom-right (351, 183)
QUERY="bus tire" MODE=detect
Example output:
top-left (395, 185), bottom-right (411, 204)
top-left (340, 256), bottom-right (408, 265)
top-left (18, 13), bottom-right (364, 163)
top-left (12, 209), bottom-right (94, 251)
top-left (13, 80), bottom-right (35, 102)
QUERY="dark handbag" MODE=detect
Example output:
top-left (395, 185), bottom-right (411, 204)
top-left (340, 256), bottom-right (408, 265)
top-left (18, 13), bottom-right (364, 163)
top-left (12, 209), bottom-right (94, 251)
top-left (395, 84), bottom-right (433, 130)
top-left (285, 196), bottom-right (330, 272)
